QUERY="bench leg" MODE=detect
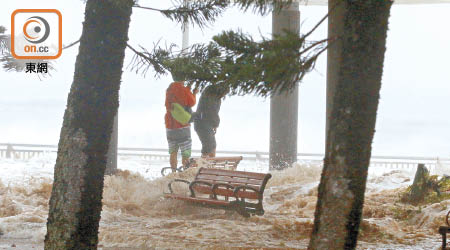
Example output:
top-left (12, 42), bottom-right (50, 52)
top-left (236, 208), bottom-right (250, 218)
top-left (443, 232), bottom-right (447, 250)
top-left (231, 201), bottom-right (250, 218)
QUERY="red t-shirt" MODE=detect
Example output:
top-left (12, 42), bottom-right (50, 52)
top-left (165, 82), bottom-right (196, 129)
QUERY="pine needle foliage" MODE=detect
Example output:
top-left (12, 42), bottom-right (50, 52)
top-left (134, 0), bottom-right (293, 29)
top-left (175, 30), bottom-right (327, 97)
top-left (0, 26), bottom-right (53, 76)
top-left (0, 54), bottom-right (54, 74)
top-left (135, 0), bottom-right (229, 29)
top-left (129, 14), bottom-right (329, 97)
top-left (233, 0), bottom-right (294, 15)
top-left (129, 1), bottom-right (328, 97)
top-left (127, 42), bottom-right (175, 77)
top-left (0, 26), bottom-right (8, 55)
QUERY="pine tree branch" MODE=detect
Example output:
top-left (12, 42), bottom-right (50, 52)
top-left (0, 26), bottom-right (9, 55)
top-left (63, 39), bottom-right (80, 50)
top-left (134, 0), bottom-right (229, 29)
top-left (0, 27), bottom-right (54, 75)
top-left (132, 5), bottom-right (161, 12)
top-left (0, 52), bottom-right (54, 75)
top-left (233, 0), bottom-right (293, 15)
top-left (127, 3), bottom-right (329, 96)
top-left (301, 38), bottom-right (329, 56)
top-left (127, 28), bottom-right (328, 97)
top-left (0, 35), bottom-right (8, 55)
top-left (303, 11), bottom-right (329, 38)
top-left (133, 0), bottom-right (294, 28)
top-left (126, 42), bottom-right (174, 77)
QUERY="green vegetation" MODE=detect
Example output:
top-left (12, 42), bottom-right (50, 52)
top-left (400, 164), bottom-right (450, 205)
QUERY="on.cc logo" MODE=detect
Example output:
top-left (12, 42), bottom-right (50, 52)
top-left (11, 9), bottom-right (62, 59)
top-left (23, 16), bottom-right (51, 44)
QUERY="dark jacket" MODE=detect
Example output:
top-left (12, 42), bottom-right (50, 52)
top-left (194, 85), bottom-right (222, 128)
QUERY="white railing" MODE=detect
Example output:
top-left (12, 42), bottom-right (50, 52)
top-left (1, 143), bottom-right (449, 172)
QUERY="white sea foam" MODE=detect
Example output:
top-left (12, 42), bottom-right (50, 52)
top-left (0, 156), bottom-right (445, 249)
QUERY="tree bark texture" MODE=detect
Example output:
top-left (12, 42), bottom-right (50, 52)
top-left (45, 0), bottom-right (133, 249)
top-left (309, 1), bottom-right (393, 249)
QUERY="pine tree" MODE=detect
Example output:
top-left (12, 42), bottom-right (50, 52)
top-left (44, 1), bottom-right (134, 248)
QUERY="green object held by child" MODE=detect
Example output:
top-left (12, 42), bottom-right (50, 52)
top-left (170, 103), bottom-right (192, 125)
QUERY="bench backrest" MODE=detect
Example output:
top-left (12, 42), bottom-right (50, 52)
top-left (192, 167), bottom-right (271, 200)
top-left (191, 156), bottom-right (243, 170)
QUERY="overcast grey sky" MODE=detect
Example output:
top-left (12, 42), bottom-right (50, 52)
top-left (0, 1), bottom-right (449, 157)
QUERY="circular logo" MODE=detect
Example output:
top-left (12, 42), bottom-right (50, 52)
top-left (23, 16), bottom-right (50, 44)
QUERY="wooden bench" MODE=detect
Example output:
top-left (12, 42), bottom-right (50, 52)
top-left (439, 210), bottom-right (450, 250)
top-left (164, 167), bottom-right (272, 217)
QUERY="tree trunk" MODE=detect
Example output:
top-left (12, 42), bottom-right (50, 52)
top-left (401, 164), bottom-right (441, 205)
top-left (45, 1), bottom-right (133, 249)
top-left (409, 164), bottom-right (430, 203)
top-left (309, 1), bottom-right (393, 250)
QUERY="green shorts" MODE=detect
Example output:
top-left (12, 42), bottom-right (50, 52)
top-left (166, 127), bottom-right (192, 158)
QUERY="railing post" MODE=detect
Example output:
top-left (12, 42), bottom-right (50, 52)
top-left (6, 144), bottom-right (13, 159)
top-left (105, 114), bottom-right (118, 175)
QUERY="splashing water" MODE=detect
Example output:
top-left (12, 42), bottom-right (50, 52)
top-left (0, 158), bottom-right (446, 249)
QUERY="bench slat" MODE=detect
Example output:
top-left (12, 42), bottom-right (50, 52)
top-left (193, 185), bottom-right (260, 200)
top-left (193, 181), bottom-right (261, 190)
top-left (164, 193), bottom-right (231, 206)
top-left (191, 156), bottom-right (243, 170)
top-left (206, 156), bottom-right (243, 162)
top-left (198, 168), bottom-right (269, 180)
top-left (195, 174), bottom-right (264, 186)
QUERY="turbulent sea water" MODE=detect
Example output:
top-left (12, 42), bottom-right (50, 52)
top-left (0, 155), bottom-right (447, 249)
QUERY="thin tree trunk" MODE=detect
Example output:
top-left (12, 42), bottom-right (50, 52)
top-left (309, 1), bottom-right (393, 249)
top-left (45, 0), bottom-right (133, 249)
top-left (408, 164), bottom-right (430, 204)
top-left (401, 164), bottom-right (441, 205)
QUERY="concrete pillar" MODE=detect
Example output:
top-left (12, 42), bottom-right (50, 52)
top-left (182, 19), bottom-right (189, 51)
top-left (105, 113), bottom-right (118, 175)
top-left (6, 144), bottom-right (13, 159)
top-left (182, 0), bottom-right (189, 51)
top-left (269, 2), bottom-right (300, 170)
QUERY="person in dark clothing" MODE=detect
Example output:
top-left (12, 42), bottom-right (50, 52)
top-left (194, 85), bottom-right (228, 157)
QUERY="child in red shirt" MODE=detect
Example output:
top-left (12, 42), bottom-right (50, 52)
top-left (165, 79), bottom-right (197, 171)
